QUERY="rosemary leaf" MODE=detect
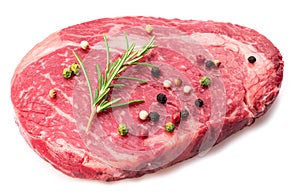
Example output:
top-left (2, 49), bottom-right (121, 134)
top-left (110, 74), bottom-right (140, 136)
top-left (126, 55), bottom-right (143, 65)
top-left (117, 66), bottom-right (127, 74)
top-left (126, 43), bottom-right (136, 58)
top-left (73, 51), bottom-right (94, 108)
top-left (110, 100), bottom-right (145, 109)
top-left (131, 62), bottom-right (158, 68)
top-left (93, 88), bottom-right (110, 105)
top-left (104, 35), bottom-right (110, 72)
top-left (126, 50), bottom-right (139, 62)
top-left (97, 98), bottom-right (122, 113)
top-left (95, 64), bottom-right (102, 89)
top-left (94, 88), bottom-right (99, 99)
top-left (116, 76), bottom-right (147, 83)
top-left (138, 36), bottom-right (155, 55)
top-left (109, 84), bottom-right (125, 88)
top-left (124, 32), bottom-right (129, 50)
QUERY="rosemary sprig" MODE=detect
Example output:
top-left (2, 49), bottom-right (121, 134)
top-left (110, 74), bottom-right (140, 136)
top-left (73, 34), bottom-right (156, 133)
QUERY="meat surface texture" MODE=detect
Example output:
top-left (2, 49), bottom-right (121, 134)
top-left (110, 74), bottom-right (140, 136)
top-left (11, 16), bottom-right (283, 181)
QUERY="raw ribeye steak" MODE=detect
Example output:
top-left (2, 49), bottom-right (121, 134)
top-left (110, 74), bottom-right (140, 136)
top-left (11, 16), bottom-right (284, 181)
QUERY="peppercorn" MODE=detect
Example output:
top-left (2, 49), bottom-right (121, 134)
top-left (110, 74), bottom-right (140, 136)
top-left (118, 124), bottom-right (129, 136)
top-left (151, 67), bottom-right (161, 77)
top-left (80, 40), bottom-right (89, 50)
top-left (180, 109), bottom-right (189, 119)
top-left (62, 67), bottom-right (72, 79)
top-left (200, 76), bottom-right (211, 87)
top-left (174, 78), bottom-right (182, 87)
top-left (248, 56), bottom-right (256, 63)
top-left (165, 122), bottom-right (175, 133)
top-left (172, 113), bottom-right (181, 124)
top-left (195, 98), bottom-right (204, 107)
top-left (183, 85), bottom-right (192, 94)
top-left (156, 93), bottom-right (167, 104)
top-left (205, 60), bottom-right (215, 68)
top-left (139, 129), bottom-right (149, 139)
top-left (145, 24), bottom-right (153, 34)
top-left (70, 63), bottom-right (80, 75)
top-left (163, 80), bottom-right (172, 88)
top-left (139, 110), bottom-right (149, 120)
top-left (148, 112), bottom-right (160, 122)
top-left (49, 89), bottom-right (57, 99)
top-left (214, 60), bottom-right (221, 67)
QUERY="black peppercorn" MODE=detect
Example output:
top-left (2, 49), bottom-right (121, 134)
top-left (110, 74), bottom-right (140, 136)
top-left (248, 56), bottom-right (256, 63)
top-left (151, 67), bottom-right (161, 77)
top-left (195, 98), bottom-right (204, 107)
top-left (148, 112), bottom-right (160, 122)
top-left (180, 109), bottom-right (189, 119)
top-left (205, 60), bottom-right (215, 68)
top-left (157, 93), bottom-right (167, 104)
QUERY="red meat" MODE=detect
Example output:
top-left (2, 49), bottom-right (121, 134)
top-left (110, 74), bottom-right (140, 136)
top-left (11, 16), bottom-right (283, 181)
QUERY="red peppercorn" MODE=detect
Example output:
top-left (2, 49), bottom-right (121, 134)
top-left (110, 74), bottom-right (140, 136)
top-left (139, 129), bottom-right (149, 139)
top-left (172, 113), bottom-right (181, 124)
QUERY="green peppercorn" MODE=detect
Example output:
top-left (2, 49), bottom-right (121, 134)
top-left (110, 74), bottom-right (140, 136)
top-left (118, 124), bottom-right (129, 136)
top-left (200, 76), bottom-right (211, 87)
top-left (70, 63), bottom-right (80, 75)
top-left (165, 122), bottom-right (175, 133)
top-left (62, 67), bottom-right (72, 79)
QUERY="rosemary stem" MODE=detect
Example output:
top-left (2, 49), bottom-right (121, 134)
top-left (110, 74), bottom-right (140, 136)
top-left (86, 107), bottom-right (97, 133)
top-left (73, 51), bottom-right (94, 110)
top-left (73, 34), bottom-right (156, 134)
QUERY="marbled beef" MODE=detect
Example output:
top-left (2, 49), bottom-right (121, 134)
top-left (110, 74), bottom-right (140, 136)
top-left (11, 17), bottom-right (284, 181)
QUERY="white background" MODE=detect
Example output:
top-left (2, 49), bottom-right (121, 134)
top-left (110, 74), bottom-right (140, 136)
top-left (1, 0), bottom-right (299, 194)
